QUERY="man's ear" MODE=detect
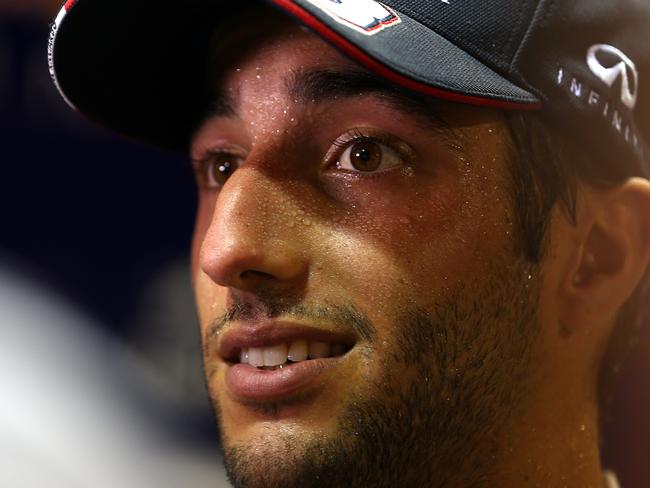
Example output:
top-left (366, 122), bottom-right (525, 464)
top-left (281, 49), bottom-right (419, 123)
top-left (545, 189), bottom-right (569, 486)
top-left (559, 177), bottom-right (650, 335)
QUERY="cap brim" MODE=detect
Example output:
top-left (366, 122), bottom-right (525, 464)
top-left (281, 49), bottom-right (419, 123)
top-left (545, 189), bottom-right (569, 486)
top-left (49, 0), bottom-right (541, 151)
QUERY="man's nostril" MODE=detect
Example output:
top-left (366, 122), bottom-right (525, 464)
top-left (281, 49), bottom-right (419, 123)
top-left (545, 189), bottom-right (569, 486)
top-left (240, 269), bottom-right (274, 280)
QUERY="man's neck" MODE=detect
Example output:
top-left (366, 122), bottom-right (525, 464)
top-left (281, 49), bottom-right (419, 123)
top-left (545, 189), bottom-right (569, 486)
top-left (495, 392), bottom-right (605, 487)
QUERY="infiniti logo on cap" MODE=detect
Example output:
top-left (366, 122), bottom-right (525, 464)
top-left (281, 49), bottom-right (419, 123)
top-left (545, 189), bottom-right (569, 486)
top-left (587, 44), bottom-right (639, 110)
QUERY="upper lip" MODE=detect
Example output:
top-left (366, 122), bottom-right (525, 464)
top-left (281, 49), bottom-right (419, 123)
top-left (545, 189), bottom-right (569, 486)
top-left (218, 321), bottom-right (357, 362)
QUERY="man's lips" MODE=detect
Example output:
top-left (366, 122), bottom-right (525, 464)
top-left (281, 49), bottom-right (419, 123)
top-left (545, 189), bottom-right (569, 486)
top-left (226, 359), bottom-right (342, 400)
top-left (216, 322), bottom-right (356, 401)
top-left (217, 323), bottom-right (356, 363)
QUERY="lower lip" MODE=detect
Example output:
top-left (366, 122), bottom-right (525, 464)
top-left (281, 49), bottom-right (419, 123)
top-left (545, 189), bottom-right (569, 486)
top-left (225, 358), bottom-right (341, 401)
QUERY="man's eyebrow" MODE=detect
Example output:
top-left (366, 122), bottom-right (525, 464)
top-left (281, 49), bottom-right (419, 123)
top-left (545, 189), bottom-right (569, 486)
top-left (286, 68), bottom-right (462, 144)
top-left (204, 87), bottom-right (238, 120)
top-left (202, 68), bottom-right (464, 148)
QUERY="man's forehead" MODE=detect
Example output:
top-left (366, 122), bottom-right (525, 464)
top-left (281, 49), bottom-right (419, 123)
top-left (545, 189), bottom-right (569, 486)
top-left (197, 4), bottom-right (504, 147)
top-left (202, 62), bottom-right (470, 144)
top-left (202, 6), bottom-right (368, 114)
top-left (206, 3), bottom-right (322, 75)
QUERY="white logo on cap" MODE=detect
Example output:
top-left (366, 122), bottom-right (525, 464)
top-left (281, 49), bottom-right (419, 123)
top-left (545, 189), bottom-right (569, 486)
top-left (587, 44), bottom-right (639, 110)
top-left (304, 0), bottom-right (401, 36)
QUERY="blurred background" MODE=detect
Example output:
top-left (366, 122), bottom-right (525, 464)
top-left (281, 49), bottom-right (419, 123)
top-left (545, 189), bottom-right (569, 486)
top-left (0, 1), bottom-right (648, 486)
top-left (1, 0), bottom-right (229, 486)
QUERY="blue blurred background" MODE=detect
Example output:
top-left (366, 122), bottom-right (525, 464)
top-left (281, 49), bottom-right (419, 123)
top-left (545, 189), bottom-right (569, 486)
top-left (1, 1), bottom-right (229, 486)
top-left (0, 1), bottom-right (648, 486)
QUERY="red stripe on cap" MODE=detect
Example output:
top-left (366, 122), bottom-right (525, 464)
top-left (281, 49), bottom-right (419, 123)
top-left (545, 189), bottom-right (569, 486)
top-left (270, 0), bottom-right (542, 111)
top-left (65, 0), bottom-right (77, 11)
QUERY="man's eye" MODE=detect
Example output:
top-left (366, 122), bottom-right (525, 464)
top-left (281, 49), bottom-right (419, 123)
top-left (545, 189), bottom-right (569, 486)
top-left (198, 153), bottom-right (243, 189)
top-left (337, 139), bottom-right (404, 173)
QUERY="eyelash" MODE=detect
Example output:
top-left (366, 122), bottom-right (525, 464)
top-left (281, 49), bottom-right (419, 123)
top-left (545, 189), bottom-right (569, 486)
top-left (330, 127), bottom-right (367, 150)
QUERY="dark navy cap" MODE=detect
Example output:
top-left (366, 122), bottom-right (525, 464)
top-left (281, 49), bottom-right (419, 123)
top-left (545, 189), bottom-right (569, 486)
top-left (48, 0), bottom-right (649, 172)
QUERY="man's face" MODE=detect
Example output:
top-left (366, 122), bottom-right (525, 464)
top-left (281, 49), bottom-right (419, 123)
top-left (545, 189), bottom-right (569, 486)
top-left (191, 8), bottom-right (543, 487)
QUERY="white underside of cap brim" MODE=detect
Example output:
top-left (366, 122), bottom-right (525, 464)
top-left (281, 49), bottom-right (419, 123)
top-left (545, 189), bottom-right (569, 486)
top-left (48, 5), bottom-right (77, 112)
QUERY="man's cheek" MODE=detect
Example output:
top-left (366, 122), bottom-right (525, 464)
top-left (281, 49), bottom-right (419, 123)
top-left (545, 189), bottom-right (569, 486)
top-left (313, 236), bottom-right (423, 337)
top-left (323, 212), bottom-right (457, 286)
top-left (193, 273), bottom-right (223, 330)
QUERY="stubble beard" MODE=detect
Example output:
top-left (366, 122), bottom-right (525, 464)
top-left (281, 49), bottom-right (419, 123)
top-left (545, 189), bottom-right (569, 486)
top-left (209, 256), bottom-right (541, 488)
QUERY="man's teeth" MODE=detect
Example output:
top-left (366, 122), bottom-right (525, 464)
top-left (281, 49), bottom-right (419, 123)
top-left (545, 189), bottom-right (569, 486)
top-left (239, 340), bottom-right (347, 367)
top-left (288, 340), bottom-right (308, 362)
top-left (308, 341), bottom-right (330, 359)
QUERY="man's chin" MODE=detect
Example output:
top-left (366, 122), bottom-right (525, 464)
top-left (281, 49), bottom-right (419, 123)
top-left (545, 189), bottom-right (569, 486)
top-left (212, 385), bottom-right (346, 448)
top-left (220, 424), bottom-right (352, 488)
top-left (210, 374), bottom-right (363, 488)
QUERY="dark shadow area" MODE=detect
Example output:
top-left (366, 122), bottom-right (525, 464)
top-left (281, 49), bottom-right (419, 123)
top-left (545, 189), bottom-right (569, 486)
top-left (1, 10), bottom-right (226, 486)
top-left (0, 14), bottom-right (196, 332)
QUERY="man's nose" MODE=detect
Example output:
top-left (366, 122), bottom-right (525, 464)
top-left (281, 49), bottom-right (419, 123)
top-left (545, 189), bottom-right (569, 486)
top-left (198, 167), bottom-right (309, 292)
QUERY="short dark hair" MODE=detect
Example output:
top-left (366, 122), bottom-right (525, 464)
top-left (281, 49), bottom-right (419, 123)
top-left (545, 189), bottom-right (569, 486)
top-left (503, 111), bottom-right (650, 413)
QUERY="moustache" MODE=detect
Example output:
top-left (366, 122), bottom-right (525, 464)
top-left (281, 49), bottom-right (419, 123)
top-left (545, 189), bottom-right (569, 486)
top-left (205, 292), bottom-right (376, 344)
